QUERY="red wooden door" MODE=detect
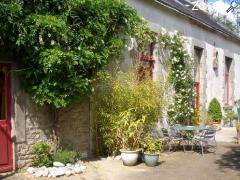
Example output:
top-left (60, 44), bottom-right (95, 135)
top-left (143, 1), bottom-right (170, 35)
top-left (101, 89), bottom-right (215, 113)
top-left (0, 64), bottom-right (12, 173)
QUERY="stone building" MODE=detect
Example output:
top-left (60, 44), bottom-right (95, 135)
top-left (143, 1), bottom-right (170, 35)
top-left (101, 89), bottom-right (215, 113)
top-left (1, 0), bottom-right (240, 172)
top-left (127, 0), bottom-right (240, 109)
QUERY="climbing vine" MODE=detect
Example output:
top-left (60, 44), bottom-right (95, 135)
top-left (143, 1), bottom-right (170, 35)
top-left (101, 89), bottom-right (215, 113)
top-left (0, 0), bottom-right (153, 108)
top-left (158, 30), bottom-right (196, 125)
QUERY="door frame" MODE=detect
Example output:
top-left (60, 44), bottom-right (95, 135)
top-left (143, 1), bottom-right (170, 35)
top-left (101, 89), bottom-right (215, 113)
top-left (0, 63), bottom-right (13, 173)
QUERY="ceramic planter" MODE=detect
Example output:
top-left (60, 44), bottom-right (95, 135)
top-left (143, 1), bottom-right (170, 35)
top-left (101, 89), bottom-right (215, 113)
top-left (143, 152), bottom-right (159, 167)
top-left (120, 150), bottom-right (140, 166)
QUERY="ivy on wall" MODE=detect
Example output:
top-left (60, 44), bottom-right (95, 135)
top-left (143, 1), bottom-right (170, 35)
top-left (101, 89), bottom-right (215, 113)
top-left (0, 0), bottom-right (153, 108)
top-left (158, 30), bottom-right (196, 125)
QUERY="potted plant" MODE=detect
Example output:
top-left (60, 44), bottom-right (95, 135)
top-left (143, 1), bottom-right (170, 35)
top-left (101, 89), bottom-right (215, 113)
top-left (208, 98), bottom-right (222, 130)
top-left (141, 135), bottom-right (164, 167)
top-left (116, 109), bottom-right (146, 166)
top-left (95, 70), bottom-right (165, 166)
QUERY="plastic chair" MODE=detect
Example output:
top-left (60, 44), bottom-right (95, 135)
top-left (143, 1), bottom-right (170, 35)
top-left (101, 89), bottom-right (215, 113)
top-left (191, 129), bottom-right (217, 156)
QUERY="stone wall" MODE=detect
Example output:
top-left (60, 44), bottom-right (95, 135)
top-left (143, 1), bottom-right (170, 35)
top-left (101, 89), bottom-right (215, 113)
top-left (57, 98), bottom-right (93, 158)
top-left (12, 74), bottom-right (93, 168)
top-left (13, 91), bottom-right (54, 168)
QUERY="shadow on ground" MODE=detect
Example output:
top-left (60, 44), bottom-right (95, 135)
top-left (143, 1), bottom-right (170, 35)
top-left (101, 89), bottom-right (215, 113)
top-left (0, 171), bottom-right (16, 179)
top-left (215, 144), bottom-right (240, 173)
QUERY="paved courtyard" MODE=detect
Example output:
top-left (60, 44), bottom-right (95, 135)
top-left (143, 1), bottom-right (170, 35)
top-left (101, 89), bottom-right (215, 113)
top-left (1, 127), bottom-right (240, 180)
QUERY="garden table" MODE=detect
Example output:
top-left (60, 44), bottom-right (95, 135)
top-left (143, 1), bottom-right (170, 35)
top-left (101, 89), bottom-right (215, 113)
top-left (175, 125), bottom-right (207, 132)
top-left (173, 125), bottom-right (208, 150)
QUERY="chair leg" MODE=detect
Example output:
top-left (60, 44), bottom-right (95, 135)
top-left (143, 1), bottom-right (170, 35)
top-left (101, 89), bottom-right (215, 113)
top-left (191, 140), bottom-right (195, 152)
top-left (200, 141), bottom-right (204, 156)
top-left (168, 140), bottom-right (172, 152)
top-left (182, 141), bottom-right (186, 152)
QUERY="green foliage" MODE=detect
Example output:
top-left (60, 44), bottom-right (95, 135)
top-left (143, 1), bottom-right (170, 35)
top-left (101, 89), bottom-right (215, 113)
top-left (141, 135), bottom-right (165, 154)
top-left (225, 109), bottom-right (237, 120)
top-left (32, 142), bottom-right (53, 167)
top-left (95, 70), bottom-right (165, 155)
top-left (184, 131), bottom-right (194, 140)
top-left (210, 10), bottom-right (238, 33)
top-left (53, 149), bottom-right (79, 165)
top-left (0, 0), bottom-right (151, 108)
top-left (236, 121), bottom-right (240, 132)
top-left (158, 31), bottom-right (195, 125)
top-left (208, 98), bottom-right (222, 122)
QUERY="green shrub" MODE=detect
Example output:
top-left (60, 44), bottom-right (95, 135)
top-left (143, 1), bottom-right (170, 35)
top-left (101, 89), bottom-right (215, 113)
top-left (208, 98), bottom-right (222, 123)
top-left (32, 143), bottom-right (53, 167)
top-left (140, 135), bottom-right (165, 154)
top-left (95, 69), bottom-right (165, 155)
top-left (236, 121), bottom-right (240, 132)
top-left (53, 149), bottom-right (79, 165)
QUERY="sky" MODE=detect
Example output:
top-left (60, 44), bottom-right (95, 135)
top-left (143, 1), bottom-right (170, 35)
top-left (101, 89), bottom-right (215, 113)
top-left (207, 0), bottom-right (238, 23)
top-left (208, 0), bottom-right (230, 3)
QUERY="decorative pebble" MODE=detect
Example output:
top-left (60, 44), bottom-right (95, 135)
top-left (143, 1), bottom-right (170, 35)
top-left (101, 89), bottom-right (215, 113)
top-left (114, 155), bottom-right (121, 160)
top-left (66, 163), bottom-right (72, 167)
top-left (26, 161), bottom-right (86, 178)
top-left (53, 161), bottom-right (65, 167)
top-left (27, 167), bottom-right (35, 174)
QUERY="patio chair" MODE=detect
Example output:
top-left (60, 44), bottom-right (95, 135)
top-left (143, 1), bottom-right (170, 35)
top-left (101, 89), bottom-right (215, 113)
top-left (191, 129), bottom-right (217, 156)
top-left (161, 127), bottom-right (186, 152)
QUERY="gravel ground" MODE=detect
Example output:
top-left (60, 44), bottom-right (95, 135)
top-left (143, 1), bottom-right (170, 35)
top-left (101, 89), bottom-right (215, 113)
top-left (1, 128), bottom-right (239, 180)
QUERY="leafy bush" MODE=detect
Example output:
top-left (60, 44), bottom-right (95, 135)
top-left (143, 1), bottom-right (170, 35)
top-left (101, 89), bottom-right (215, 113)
top-left (32, 143), bottom-right (53, 167)
top-left (141, 135), bottom-right (165, 154)
top-left (236, 121), bottom-right (240, 132)
top-left (95, 69), bottom-right (165, 155)
top-left (0, 0), bottom-right (153, 108)
top-left (208, 98), bottom-right (222, 123)
top-left (53, 149), bottom-right (79, 165)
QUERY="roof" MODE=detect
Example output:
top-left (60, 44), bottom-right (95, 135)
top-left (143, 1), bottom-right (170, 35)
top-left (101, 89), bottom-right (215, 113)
top-left (154, 0), bottom-right (240, 42)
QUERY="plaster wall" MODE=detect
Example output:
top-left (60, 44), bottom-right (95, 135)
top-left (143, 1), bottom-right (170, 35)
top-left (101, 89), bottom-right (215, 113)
top-left (127, 0), bottom-right (240, 109)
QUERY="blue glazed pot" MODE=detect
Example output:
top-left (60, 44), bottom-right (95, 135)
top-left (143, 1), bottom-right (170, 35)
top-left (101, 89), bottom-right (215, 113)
top-left (144, 152), bottom-right (159, 167)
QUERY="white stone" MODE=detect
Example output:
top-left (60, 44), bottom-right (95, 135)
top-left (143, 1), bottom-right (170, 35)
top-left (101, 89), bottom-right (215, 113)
top-left (50, 168), bottom-right (65, 177)
top-left (53, 161), bottom-right (65, 167)
top-left (42, 167), bottom-right (49, 177)
top-left (74, 167), bottom-right (83, 174)
top-left (65, 170), bottom-right (72, 177)
top-left (114, 155), bottom-right (121, 160)
top-left (66, 163), bottom-right (72, 167)
top-left (27, 167), bottom-right (35, 174)
top-left (34, 168), bottom-right (44, 177)
top-left (79, 165), bottom-right (87, 172)
top-left (107, 156), bottom-right (114, 160)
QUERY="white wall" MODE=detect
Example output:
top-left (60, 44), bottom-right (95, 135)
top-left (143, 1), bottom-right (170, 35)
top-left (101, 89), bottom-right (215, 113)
top-left (127, 0), bottom-right (240, 109)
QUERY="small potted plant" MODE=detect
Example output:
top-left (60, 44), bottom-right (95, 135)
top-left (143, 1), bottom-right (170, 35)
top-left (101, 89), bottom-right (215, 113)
top-left (117, 110), bottom-right (145, 166)
top-left (208, 98), bottom-right (222, 130)
top-left (141, 135), bottom-right (165, 167)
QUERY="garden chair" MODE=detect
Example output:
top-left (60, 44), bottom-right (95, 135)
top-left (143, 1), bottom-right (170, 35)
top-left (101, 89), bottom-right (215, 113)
top-left (161, 127), bottom-right (186, 152)
top-left (191, 129), bottom-right (217, 156)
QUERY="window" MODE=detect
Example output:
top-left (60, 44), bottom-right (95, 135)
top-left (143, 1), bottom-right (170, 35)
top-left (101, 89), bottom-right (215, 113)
top-left (224, 57), bottom-right (233, 105)
top-left (139, 43), bottom-right (155, 80)
top-left (193, 47), bottom-right (203, 108)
